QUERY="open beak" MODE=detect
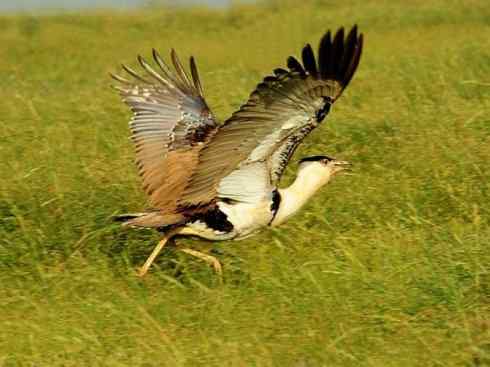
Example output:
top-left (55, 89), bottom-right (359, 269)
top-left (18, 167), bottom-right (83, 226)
top-left (334, 160), bottom-right (352, 174)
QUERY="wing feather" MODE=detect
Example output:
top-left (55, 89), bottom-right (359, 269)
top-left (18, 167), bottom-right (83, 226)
top-left (178, 26), bottom-right (363, 206)
top-left (301, 44), bottom-right (318, 78)
top-left (287, 56), bottom-right (306, 77)
top-left (112, 50), bottom-right (218, 216)
top-left (190, 56), bottom-right (204, 96)
top-left (170, 49), bottom-right (193, 90)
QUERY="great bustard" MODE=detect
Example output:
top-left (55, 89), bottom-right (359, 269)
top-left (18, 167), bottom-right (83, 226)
top-left (112, 25), bottom-right (363, 276)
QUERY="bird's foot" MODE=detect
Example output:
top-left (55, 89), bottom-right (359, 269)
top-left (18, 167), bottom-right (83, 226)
top-left (137, 231), bottom-right (178, 277)
top-left (179, 248), bottom-right (223, 276)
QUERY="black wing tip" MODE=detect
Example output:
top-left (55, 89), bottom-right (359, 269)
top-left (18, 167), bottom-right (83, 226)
top-left (287, 56), bottom-right (306, 77)
top-left (301, 43), bottom-right (318, 77)
top-left (289, 25), bottom-right (363, 92)
top-left (319, 25), bottom-right (363, 97)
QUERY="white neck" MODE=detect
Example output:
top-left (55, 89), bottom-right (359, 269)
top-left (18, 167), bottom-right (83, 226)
top-left (271, 163), bottom-right (334, 227)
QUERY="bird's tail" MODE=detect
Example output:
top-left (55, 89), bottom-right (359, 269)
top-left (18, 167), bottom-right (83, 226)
top-left (113, 213), bottom-right (147, 227)
top-left (114, 211), bottom-right (184, 228)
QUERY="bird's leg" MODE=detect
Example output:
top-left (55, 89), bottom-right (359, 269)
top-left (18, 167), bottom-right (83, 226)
top-left (138, 230), bottom-right (177, 277)
top-left (179, 248), bottom-right (223, 276)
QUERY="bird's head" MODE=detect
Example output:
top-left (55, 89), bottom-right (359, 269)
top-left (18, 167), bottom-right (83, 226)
top-left (298, 155), bottom-right (351, 183)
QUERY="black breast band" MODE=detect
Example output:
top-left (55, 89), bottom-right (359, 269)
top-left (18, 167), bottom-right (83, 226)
top-left (269, 189), bottom-right (282, 225)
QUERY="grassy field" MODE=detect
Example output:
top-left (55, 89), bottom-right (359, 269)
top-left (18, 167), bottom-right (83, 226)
top-left (1, 0), bottom-right (489, 365)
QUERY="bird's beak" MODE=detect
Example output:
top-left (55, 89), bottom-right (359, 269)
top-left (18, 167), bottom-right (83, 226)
top-left (335, 160), bottom-right (351, 168)
top-left (334, 160), bottom-right (352, 174)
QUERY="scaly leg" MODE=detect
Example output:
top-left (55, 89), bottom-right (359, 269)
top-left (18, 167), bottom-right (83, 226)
top-left (138, 229), bottom-right (179, 277)
top-left (179, 248), bottom-right (223, 276)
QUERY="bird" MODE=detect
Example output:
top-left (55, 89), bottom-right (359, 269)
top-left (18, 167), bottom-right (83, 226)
top-left (111, 25), bottom-right (363, 277)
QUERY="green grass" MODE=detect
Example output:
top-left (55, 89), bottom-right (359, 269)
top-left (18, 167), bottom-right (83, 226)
top-left (1, 0), bottom-right (489, 365)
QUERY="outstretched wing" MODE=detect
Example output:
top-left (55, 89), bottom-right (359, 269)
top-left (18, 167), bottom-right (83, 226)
top-left (112, 50), bottom-right (218, 211)
top-left (179, 26), bottom-right (363, 206)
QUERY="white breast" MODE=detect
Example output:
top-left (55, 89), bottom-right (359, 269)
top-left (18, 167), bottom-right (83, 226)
top-left (218, 200), bottom-right (274, 240)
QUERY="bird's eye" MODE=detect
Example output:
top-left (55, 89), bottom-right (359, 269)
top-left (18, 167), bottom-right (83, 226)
top-left (321, 156), bottom-right (335, 164)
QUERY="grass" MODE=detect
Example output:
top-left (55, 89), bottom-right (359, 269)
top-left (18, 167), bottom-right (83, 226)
top-left (1, 0), bottom-right (489, 365)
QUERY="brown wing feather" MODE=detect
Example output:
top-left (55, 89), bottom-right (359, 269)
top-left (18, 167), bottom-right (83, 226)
top-left (178, 25), bottom-right (363, 207)
top-left (112, 50), bottom-right (218, 220)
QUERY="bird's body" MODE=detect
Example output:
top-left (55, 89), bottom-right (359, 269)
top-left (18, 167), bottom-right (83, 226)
top-left (184, 197), bottom-right (275, 240)
top-left (112, 25), bottom-right (363, 275)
